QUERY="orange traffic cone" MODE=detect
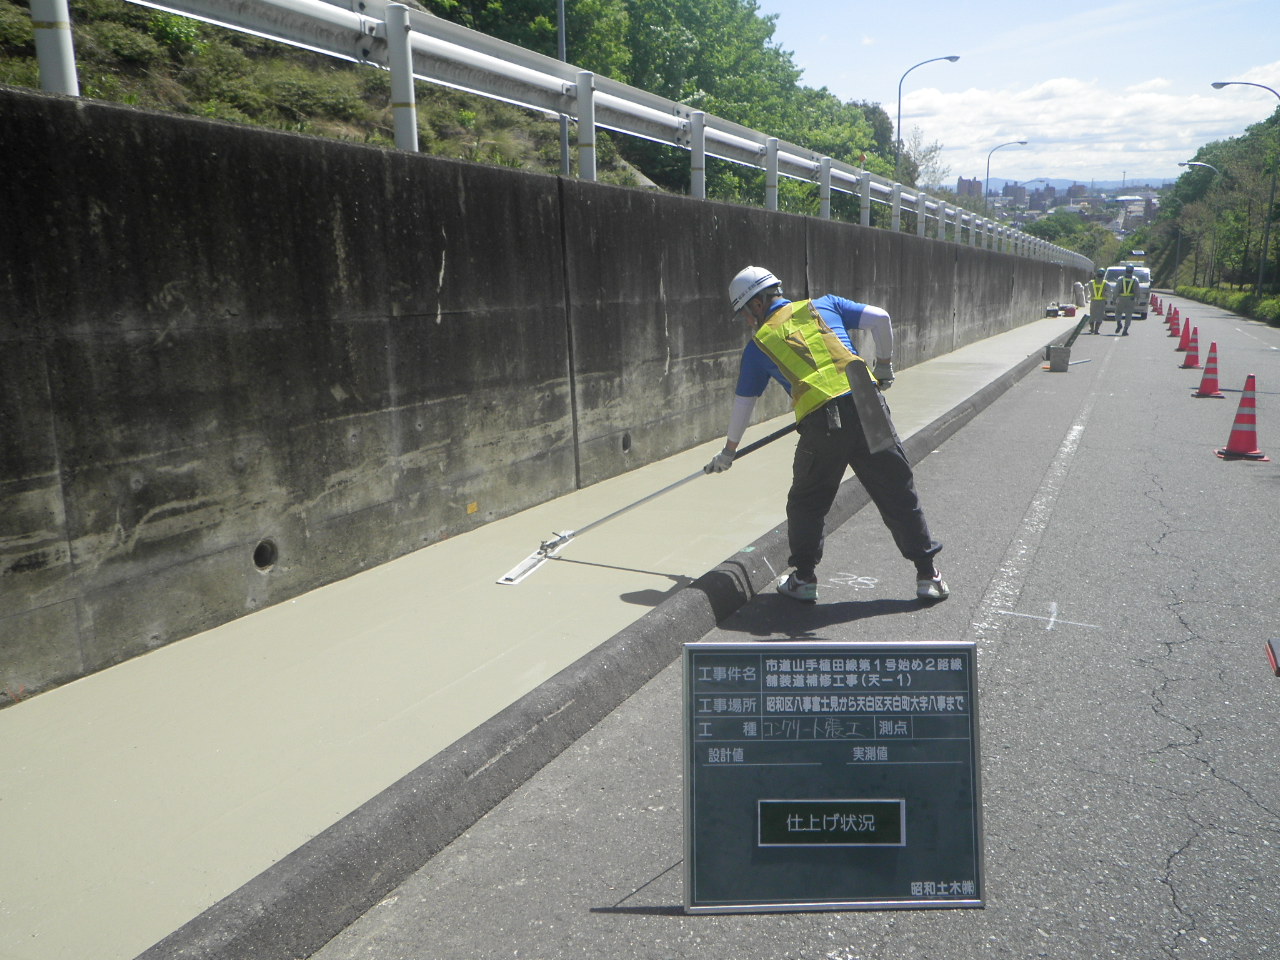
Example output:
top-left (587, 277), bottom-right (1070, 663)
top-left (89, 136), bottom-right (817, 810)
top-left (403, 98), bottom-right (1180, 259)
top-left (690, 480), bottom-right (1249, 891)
top-left (1168, 316), bottom-right (1181, 338)
top-left (1176, 318), bottom-right (1193, 351)
top-left (1180, 327), bottom-right (1201, 368)
top-left (1194, 342), bottom-right (1226, 398)
top-left (1154, 296), bottom-right (1163, 315)
top-left (1215, 374), bottom-right (1269, 461)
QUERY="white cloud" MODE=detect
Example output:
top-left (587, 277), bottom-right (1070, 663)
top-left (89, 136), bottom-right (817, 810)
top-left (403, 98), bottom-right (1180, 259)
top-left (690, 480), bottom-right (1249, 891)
top-left (1127, 78), bottom-right (1172, 93)
top-left (902, 62), bottom-right (1280, 182)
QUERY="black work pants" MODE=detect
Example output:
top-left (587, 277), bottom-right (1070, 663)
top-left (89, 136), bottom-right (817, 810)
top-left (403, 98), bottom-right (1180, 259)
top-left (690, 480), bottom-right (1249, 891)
top-left (786, 393), bottom-right (941, 576)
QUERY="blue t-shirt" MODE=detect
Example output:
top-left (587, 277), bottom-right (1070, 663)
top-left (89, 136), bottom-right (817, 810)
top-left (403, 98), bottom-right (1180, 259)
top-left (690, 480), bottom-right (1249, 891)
top-left (734, 295), bottom-right (869, 398)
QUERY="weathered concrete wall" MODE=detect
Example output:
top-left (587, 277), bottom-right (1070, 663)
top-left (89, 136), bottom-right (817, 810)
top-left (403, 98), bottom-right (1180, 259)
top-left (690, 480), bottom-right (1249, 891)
top-left (0, 87), bottom-right (1084, 701)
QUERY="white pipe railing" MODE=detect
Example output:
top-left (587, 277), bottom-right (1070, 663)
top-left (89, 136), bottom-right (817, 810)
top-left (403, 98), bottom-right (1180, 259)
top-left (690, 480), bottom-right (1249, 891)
top-left (37, 0), bottom-right (1091, 270)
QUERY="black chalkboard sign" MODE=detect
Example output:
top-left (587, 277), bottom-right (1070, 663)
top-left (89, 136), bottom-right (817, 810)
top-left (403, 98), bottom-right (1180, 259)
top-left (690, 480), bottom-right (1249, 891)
top-left (683, 641), bottom-right (983, 912)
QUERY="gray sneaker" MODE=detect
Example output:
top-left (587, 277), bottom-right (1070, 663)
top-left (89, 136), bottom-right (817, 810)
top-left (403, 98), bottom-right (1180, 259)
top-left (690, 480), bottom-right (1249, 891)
top-left (916, 570), bottom-right (950, 602)
top-left (777, 573), bottom-right (818, 603)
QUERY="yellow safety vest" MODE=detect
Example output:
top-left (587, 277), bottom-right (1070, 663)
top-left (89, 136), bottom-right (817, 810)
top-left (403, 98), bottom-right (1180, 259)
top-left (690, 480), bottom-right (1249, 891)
top-left (1091, 279), bottom-right (1107, 298)
top-left (1119, 277), bottom-right (1137, 297)
top-left (752, 300), bottom-right (874, 423)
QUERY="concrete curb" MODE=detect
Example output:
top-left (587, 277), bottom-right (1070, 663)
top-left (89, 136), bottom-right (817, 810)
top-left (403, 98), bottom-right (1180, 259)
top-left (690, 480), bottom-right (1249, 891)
top-left (134, 343), bottom-right (1049, 960)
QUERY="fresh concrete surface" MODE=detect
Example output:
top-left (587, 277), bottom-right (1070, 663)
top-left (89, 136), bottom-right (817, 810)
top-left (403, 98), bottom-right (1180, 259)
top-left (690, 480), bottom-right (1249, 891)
top-left (0, 315), bottom-right (1075, 960)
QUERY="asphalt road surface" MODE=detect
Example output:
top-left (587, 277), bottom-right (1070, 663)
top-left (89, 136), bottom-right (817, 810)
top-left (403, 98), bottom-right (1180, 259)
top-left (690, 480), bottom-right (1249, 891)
top-left (312, 295), bottom-right (1280, 960)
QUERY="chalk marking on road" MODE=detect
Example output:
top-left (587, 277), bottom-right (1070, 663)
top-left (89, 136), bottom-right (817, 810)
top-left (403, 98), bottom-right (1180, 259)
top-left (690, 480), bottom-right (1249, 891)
top-left (827, 572), bottom-right (879, 591)
top-left (997, 609), bottom-right (1102, 631)
top-left (969, 348), bottom-right (1114, 642)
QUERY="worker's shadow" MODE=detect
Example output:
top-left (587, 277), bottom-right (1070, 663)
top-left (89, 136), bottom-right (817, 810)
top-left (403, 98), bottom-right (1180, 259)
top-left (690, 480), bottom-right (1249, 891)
top-left (720, 595), bottom-right (925, 640)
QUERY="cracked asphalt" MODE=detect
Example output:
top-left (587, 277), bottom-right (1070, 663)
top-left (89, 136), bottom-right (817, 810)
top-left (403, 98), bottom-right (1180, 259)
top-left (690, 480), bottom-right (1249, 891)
top-left (312, 295), bottom-right (1279, 960)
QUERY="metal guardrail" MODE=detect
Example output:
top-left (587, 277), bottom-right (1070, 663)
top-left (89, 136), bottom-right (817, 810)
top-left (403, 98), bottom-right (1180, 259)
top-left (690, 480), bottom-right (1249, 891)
top-left (30, 0), bottom-right (1092, 270)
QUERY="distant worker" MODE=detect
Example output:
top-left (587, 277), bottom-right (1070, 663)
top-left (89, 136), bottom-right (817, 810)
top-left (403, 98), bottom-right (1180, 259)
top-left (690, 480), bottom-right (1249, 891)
top-left (1114, 264), bottom-right (1140, 336)
top-left (1072, 279), bottom-right (1086, 308)
top-left (1088, 267), bottom-right (1109, 335)
top-left (704, 266), bottom-right (947, 604)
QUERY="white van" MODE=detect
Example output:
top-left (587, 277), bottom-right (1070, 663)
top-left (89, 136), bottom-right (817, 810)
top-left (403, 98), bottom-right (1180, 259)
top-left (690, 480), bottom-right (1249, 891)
top-left (1103, 264), bottom-right (1151, 319)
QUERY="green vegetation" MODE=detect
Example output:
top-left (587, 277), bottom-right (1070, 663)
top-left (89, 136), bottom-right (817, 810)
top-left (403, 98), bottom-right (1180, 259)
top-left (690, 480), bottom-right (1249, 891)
top-left (1147, 106), bottom-right (1280, 325)
top-left (1174, 285), bottom-right (1280, 326)
top-left (1022, 209), bottom-right (1129, 265)
top-left (2, 0), bottom-right (902, 206)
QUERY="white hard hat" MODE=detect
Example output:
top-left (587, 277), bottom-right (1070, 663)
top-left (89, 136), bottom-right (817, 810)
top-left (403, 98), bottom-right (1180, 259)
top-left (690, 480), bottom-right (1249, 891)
top-left (728, 266), bottom-right (781, 313)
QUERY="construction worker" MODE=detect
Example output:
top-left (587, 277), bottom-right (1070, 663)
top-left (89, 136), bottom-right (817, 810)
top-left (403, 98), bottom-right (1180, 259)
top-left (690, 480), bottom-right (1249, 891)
top-left (704, 266), bottom-right (947, 604)
top-left (1087, 267), bottom-right (1109, 334)
top-left (1114, 264), bottom-right (1140, 335)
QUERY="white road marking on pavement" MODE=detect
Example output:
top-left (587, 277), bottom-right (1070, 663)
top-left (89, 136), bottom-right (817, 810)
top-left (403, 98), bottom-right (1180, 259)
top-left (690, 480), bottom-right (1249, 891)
top-left (968, 421), bottom-right (1087, 640)
top-left (969, 349), bottom-right (1114, 642)
top-left (1235, 326), bottom-right (1280, 348)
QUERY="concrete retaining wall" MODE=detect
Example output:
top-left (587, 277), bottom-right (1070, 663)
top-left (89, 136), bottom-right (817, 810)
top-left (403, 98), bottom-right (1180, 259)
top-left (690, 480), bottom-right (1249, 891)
top-left (0, 86), bottom-right (1083, 702)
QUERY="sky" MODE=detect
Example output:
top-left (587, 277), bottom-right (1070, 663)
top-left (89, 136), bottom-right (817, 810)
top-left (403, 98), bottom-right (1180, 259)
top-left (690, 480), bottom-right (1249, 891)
top-left (753, 0), bottom-right (1280, 187)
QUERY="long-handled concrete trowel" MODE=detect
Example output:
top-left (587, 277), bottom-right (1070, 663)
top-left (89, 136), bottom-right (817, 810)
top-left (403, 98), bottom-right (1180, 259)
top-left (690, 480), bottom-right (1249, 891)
top-left (497, 423), bottom-right (798, 585)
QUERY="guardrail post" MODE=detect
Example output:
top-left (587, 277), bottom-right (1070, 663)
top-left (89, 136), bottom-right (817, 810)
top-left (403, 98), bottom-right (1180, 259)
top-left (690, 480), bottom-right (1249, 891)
top-left (690, 112), bottom-right (706, 199)
top-left (860, 171), bottom-right (872, 227)
top-left (576, 71), bottom-right (596, 180)
top-left (765, 138), bottom-right (779, 211)
top-left (385, 4), bottom-right (418, 152)
top-left (891, 183), bottom-right (902, 233)
top-left (819, 158), bottom-right (832, 220)
top-left (30, 0), bottom-right (79, 96)
top-left (917, 192), bottom-right (927, 237)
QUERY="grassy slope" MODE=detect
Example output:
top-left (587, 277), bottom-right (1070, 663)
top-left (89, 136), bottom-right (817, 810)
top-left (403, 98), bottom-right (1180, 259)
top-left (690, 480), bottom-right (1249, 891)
top-left (0, 0), bottom-right (642, 184)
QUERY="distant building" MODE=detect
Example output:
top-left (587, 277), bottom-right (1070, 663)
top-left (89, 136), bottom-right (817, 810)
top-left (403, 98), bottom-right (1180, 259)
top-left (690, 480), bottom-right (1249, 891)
top-left (1001, 183), bottom-right (1027, 204)
top-left (1067, 184), bottom-right (1087, 200)
top-left (957, 176), bottom-right (982, 198)
top-left (1029, 185), bottom-right (1057, 212)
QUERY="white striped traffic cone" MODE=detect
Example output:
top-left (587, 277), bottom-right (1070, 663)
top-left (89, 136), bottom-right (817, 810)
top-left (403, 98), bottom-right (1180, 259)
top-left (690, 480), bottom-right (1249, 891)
top-left (1215, 374), bottom-right (1269, 461)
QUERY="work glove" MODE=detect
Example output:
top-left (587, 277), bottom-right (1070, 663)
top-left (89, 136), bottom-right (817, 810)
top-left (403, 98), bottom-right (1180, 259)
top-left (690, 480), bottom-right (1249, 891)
top-left (704, 450), bottom-right (734, 474)
top-left (872, 360), bottom-right (895, 391)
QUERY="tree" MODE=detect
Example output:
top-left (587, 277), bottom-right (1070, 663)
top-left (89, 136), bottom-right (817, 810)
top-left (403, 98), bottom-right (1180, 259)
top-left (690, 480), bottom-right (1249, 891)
top-left (901, 126), bottom-right (948, 189)
top-left (415, 0), bottom-right (631, 79)
top-left (1149, 107), bottom-right (1280, 292)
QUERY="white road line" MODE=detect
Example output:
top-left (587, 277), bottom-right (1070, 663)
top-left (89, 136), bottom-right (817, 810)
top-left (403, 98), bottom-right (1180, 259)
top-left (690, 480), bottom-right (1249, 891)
top-left (968, 420), bottom-right (1088, 641)
top-left (1235, 326), bottom-right (1280, 349)
top-left (969, 353), bottom-right (1113, 642)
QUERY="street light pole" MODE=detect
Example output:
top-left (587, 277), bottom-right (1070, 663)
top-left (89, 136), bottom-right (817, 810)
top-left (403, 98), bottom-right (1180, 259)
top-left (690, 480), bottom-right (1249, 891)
top-left (1211, 81), bottom-right (1280, 293)
top-left (895, 55), bottom-right (959, 183)
top-left (984, 140), bottom-right (1027, 212)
